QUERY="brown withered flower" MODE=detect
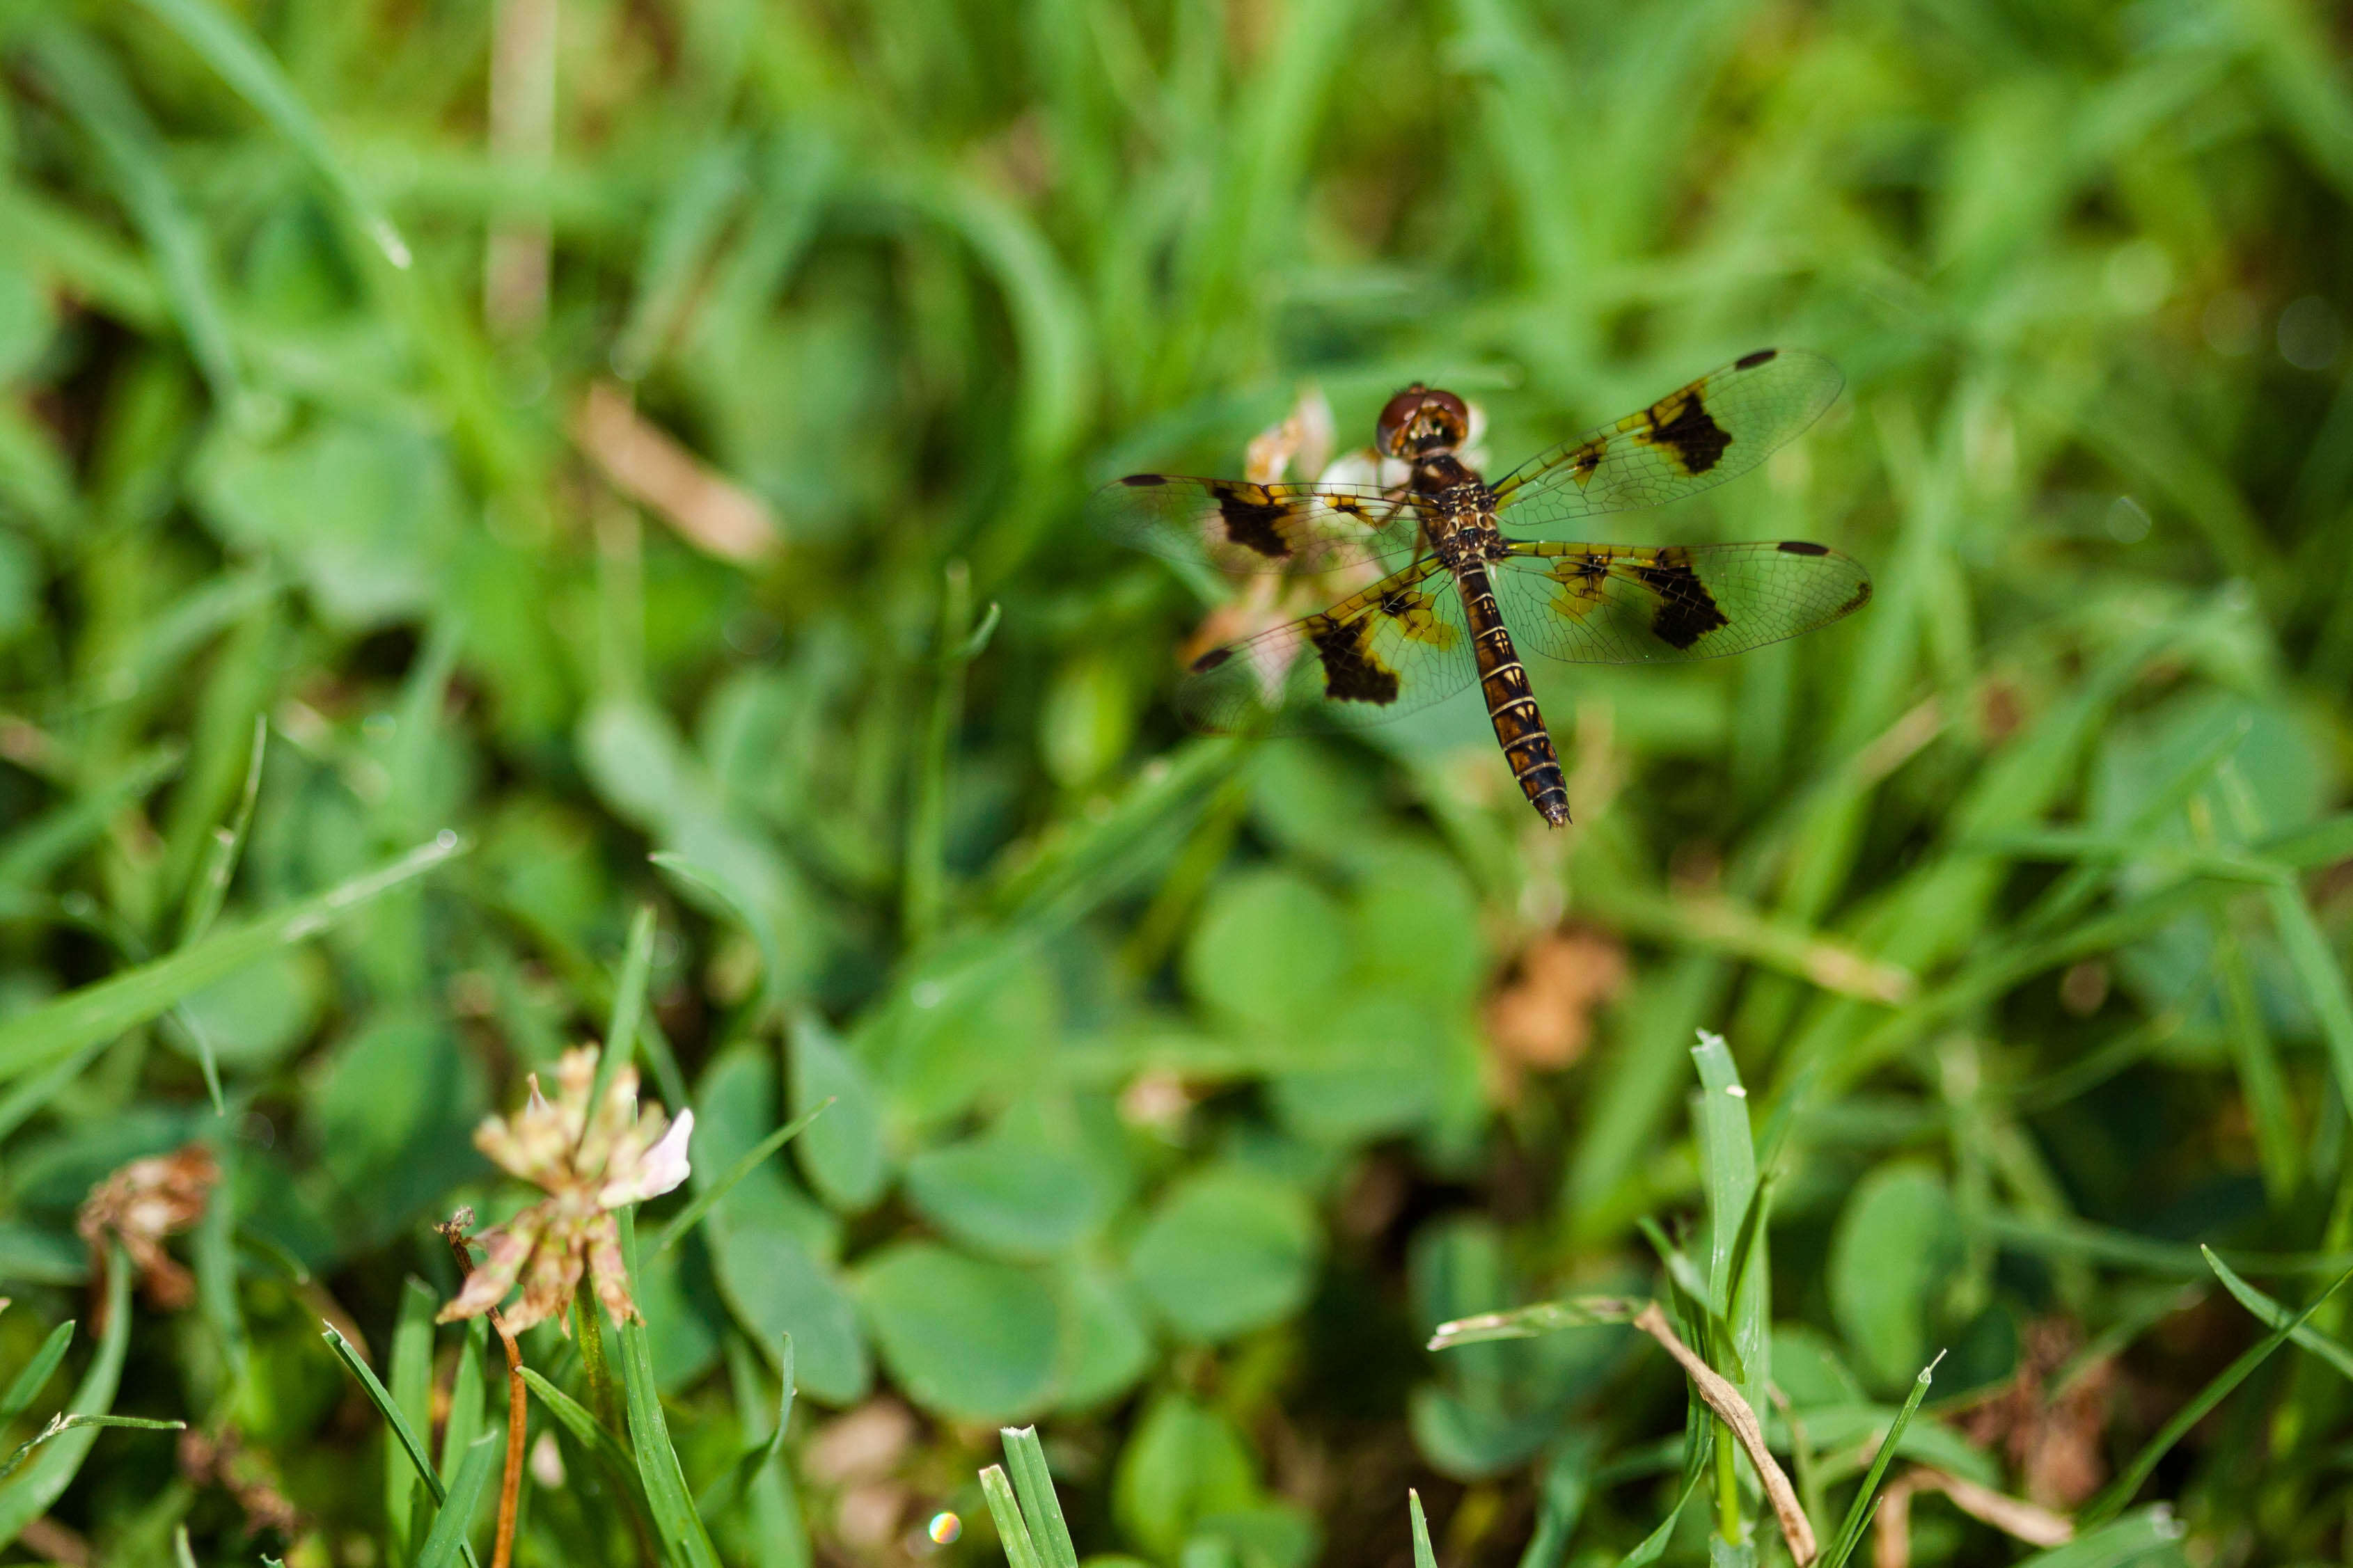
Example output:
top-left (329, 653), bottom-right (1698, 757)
top-left (439, 1045), bottom-right (693, 1334)
top-left (77, 1143), bottom-right (221, 1311)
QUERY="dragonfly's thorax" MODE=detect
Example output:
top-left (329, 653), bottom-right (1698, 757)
top-left (1413, 459), bottom-right (1505, 569)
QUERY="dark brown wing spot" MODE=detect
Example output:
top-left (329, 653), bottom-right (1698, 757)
top-left (1735, 348), bottom-right (1778, 371)
top-left (1190, 647), bottom-right (1235, 674)
top-left (1839, 580), bottom-right (1874, 615)
top-left (1210, 482), bottom-right (1291, 559)
top-left (1777, 539), bottom-right (1829, 555)
top-left (1120, 473), bottom-right (1166, 487)
top-left (1644, 390), bottom-right (1733, 476)
top-left (1308, 614), bottom-right (1399, 705)
top-left (1630, 549), bottom-right (1730, 650)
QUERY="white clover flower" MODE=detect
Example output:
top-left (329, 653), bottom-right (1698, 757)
top-left (440, 1045), bottom-right (693, 1333)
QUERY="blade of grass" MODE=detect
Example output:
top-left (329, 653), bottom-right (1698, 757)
top-left (0, 1245), bottom-right (129, 1540)
top-left (123, 0), bottom-right (413, 267)
top-left (0, 1413), bottom-right (185, 1482)
top-left (2260, 877), bottom-right (2353, 1146)
top-left (1630, 1301), bottom-right (1814, 1565)
top-left (385, 1279), bottom-right (437, 1560)
top-left (613, 141), bottom-right (750, 380)
top-left (25, 22), bottom-right (242, 406)
top-left (2212, 917), bottom-right (2299, 1202)
top-left (1612, 1425), bottom-right (1712, 1568)
top-left (517, 1368), bottom-right (640, 1490)
top-left (585, 903), bottom-right (659, 1120)
top-left (655, 1100), bottom-right (831, 1256)
top-left (651, 850), bottom-right (782, 1020)
top-left (1513, 1436), bottom-right (1596, 1568)
top-left (1820, 1350), bottom-right (1943, 1568)
top-left (2199, 1246), bottom-right (2353, 1384)
top-left (659, 1091), bottom-right (833, 1250)
top-left (0, 1321), bottom-right (73, 1426)
top-left (694, 1333), bottom-right (794, 1519)
top-left (0, 744), bottom-right (182, 889)
top-left (614, 1209), bottom-right (724, 1568)
top-left (979, 1462), bottom-right (1044, 1568)
top-left (1428, 1295), bottom-right (1648, 1350)
top-left (326, 1325), bottom-right (443, 1505)
top-left (2080, 1260), bottom-right (2353, 1526)
top-left (1693, 1031), bottom-right (1763, 1544)
top-left (1408, 1489), bottom-right (1439, 1568)
top-left (2007, 1507), bottom-right (2185, 1567)
top-left (1000, 1425), bottom-right (1078, 1568)
top-left (0, 832), bottom-right (468, 1086)
top-left (441, 1316), bottom-right (489, 1485)
top-left (905, 560), bottom-right (996, 946)
top-left (416, 1431), bottom-right (500, 1568)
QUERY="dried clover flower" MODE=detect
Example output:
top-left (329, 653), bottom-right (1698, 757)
top-left (77, 1143), bottom-right (221, 1310)
top-left (439, 1045), bottom-right (693, 1333)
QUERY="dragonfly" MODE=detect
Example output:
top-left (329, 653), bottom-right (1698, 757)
top-left (1094, 349), bottom-right (1873, 827)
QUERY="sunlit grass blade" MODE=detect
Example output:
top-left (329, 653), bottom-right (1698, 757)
top-left (979, 1462), bottom-right (1044, 1568)
top-left (1408, 1489), bottom-right (1439, 1568)
top-left (656, 1099), bottom-right (831, 1255)
top-left (124, 0), bottom-right (413, 267)
top-left (0, 832), bottom-right (467, 1086)
top-left (1820, 1350), bottom-right (1942, 1568)
top-left (1428, 1295), bottom-right (1646, 1350)
top-left (1000, 1425), bottom-right (1078, 1568)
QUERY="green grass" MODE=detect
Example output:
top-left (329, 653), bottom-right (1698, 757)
top-left (1, 0), bottom-right (2352, 1563)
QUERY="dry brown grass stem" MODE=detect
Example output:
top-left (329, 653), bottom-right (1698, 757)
top-left (1630, 1301), bottom-right (1818, 1566)
top-left (441, 1216), bottom-right (528, 1568)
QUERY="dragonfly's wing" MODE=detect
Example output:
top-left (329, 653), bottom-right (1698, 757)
top-left (1093, 473), bottom-right (1424, 574)
top-left (1176, 557), bottom-right (1479, 734)
top-left (1493, 539), bottom-right (1873, 663)
top-left (1490, 349), bottom-right (1842, 529)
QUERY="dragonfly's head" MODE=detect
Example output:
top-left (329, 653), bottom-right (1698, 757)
top-left (1376, 384), bottom-right (1470, 459)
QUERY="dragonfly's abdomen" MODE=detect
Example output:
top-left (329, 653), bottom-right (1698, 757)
top-left (1455, 561), bottom-right (1569, 827)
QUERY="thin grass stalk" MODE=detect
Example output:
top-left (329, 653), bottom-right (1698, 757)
top-left (441, 1218), bottom-right (526, 1568)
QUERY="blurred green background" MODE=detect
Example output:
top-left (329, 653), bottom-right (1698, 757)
top-left (3, 0), bottom-right (2353, 1563)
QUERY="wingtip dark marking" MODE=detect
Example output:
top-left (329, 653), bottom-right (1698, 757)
top-left (1647, 392), bottom-right (1733, 476)
top-left (1777, 539), bottom-right (1830, 555)
top-left (1189, 647), bottom-right (1235, 674)
top-left (1735, 348), bottom-right (1778, 371)
top-left (1119, 473), bottom-right (1165, 486)
top-left (1840, 580), bottom-right (1874, 615)
top-left (1210, 481), bottom-right (1291, 559)
top-left (1309, 615), bottom-right (1400, 705)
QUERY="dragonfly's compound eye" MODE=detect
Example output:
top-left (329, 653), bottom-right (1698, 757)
top-left (1376, 384), bottom-right (1470, 456)
top-left (1376, 386), bottom-right (1429, 456)
top-left (1422, 390), bottom-right (1471, 448)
